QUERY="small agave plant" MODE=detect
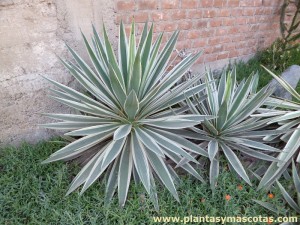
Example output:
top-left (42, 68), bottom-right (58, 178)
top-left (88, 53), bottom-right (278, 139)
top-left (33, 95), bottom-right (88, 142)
top-left (41, 22), bottom-right (210, 208)
top-left (183, 69), bottom-right (283, 189)
top-left (258, 66), bottom-right (300, 189)
top-left (254, 161), bottom-right (300, 224)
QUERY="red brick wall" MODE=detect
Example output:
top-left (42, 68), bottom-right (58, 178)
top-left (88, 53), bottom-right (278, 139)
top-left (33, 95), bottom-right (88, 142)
top-left (114, 0), bottom-right (282, 67)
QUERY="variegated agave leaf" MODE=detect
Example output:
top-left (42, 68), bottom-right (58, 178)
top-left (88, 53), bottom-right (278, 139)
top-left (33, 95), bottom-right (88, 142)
top-left (258, 66), bottom-right (300, 189)
top-left (41, 22), bottom-right (209, 209)
top-left (185, 68), bottom-right (282, 189)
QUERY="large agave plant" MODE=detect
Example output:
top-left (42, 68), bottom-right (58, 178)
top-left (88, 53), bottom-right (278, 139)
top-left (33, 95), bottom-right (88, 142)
top-left (258, 66), bottom-right (300, 189)
top-left (184, 69), bottom-right (283, 188)
top-left (41, 22), bottom-right (210, 208)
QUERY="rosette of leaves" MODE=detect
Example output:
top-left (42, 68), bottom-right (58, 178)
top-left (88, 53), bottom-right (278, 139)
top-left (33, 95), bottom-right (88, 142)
top-left (258, 66), bottom-right (300, 189)
top-left (254, 161), bottom-right (300, 224)
top-left (41, 22), bottom-right (211, 208)
top-left (184, 69), bottom-right (282, 189)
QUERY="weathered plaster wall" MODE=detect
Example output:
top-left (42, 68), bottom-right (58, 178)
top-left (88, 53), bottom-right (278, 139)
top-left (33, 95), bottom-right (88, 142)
top-left (0, 0), bottom-right (116, 146)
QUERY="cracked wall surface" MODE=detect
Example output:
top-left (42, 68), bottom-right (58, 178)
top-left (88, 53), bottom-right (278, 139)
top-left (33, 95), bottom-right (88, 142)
top-left (0, 0), bottom-right (116, 146)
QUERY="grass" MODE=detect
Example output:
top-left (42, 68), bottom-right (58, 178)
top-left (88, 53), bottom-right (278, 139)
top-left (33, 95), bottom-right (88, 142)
top-left (0, 140), bottom-right (298, 224)
top-left (228, 54), bottom-right (300, 94)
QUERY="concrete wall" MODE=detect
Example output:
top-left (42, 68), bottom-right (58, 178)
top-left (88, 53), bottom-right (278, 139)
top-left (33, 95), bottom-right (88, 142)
top-left (0, 0), bottom-right (282, 146)
top-left (0, 0), bottom-right (116, 146)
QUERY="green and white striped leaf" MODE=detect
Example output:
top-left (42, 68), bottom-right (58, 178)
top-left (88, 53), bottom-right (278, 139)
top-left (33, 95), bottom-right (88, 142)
top-left (220, 143), bottom-right (251, 185)
top-left (208, 140), bottom-right (218, 162)
top-left (277, 181), bottom-right (300, 213)
top-left (131, 132), bottom-right (151, 193)
top-left (147, 149), bottom-right (179, 201)
top-left (118, 139), bottom-right (133, 207)
top-left (114, 124), bottom-right (132, 140)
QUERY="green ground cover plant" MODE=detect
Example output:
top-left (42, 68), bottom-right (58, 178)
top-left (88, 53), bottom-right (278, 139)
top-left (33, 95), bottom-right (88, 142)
top-left (0, 141), bottom-right (296, 225)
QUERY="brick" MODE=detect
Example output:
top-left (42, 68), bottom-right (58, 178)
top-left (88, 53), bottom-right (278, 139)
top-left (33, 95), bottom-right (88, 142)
top-left (255, 8), bottom-right (265, 15)
top-left (215, 28), bottom-right (228, 36)
top-left (192, 39), bottom-right (207, 48)
top-left (159, 22), bottom-right (178, 32)
top-left (259, 23), bottom-right (270, 31)
top-left (249, 24), bottom-right (259, 31)
top-left (219, 9), bottom-right (231, 17)
top-left (264, 7), bottom-right (273, 15)
top-left (227, 0), bottom-right (239, 7)
top-left (246, 40), bottom-right (257, 47)
top-left (132, 12), bottom-right (149, 23)
top-left (201, 0), bottom-right (213, 7)
top-left (137, 0), bottom-right (158, 10)
top-left (116, 1), bottom-right (135, 11)
top-left (187, 30), bottom-right (201, 39)
top-left (171, 10), bottom-right (187, 20)
top-left (224, 43), bottom-right (236, 51)
top-left (214, 0), bottom-right (225, 7)
top-left (195, 57), bottom-right (204, 64)
top-left (240, 0), bottom-right (254, 7)
top-left (231, 34), bottom-right (244, 42)
top-left (247, 17), bottom-right (256, 24)
top-left (115, 14), bottom-right (129, 24)
top-left (178, 20), bottom-right (193, 30)
top-left (221, 37), bottom-right (232, 44)
top-left (229, 50), bottom-right (239, 58)
top-left (194, 19), bottom-right (208, 29)
top-left (235, 41), bottom-right (247, 49)
top-left (217, 52), bottom-right (229, 60)
top-left (262, 0), bottom-right (276, 6)
top-left (194, 20), bottom-right (208, 29)
top-left (136, 23), bottom-right (146, 35)
top-left (208, 37), bottom-right (221, 45)
top-left (178, 31), bottom-right (188, 41)
top-left (254, 0), bottom-right (262, 6)
top-left (203, 9), bottom-right (217, 18)
top-left (212, 45), bottom-right (224, 53)
top-left (125, 26), bottom-right (131, 36)
top-left (200, 28), bottom-right (215, 37)
top-left (204, 47), bottom-right (213, 54)
top-left (161, 0), bottom-right (179, 9)
top-left (210, 19), bottom-right (223, 27)
top-left (205, 54), bottom-right (217, 62)
top-left (161, 33), bottom-right (171, 43)
top-left (176, 41), bottom-right (191, 50)
top-left (150, 11), bottom-right (168, 21)
top-left (231, 8), bottom-right (243, 17)
top-left (181, 0), bottom-right (198, 9)
top-left (236, 17), bottom-right (247, 25)
top-left (228, 27), bottom-right (239, 34)
top-left (223, 18), bottom-right (235, 26)
top-left (256, 16), bottom-right (270, 23)
top-left (236, 25), bottom-right (250, 33)
top-left (242, 8), bottom-right (255, 16)
top-left (240, 47), bottom-right (254, 55)
top-left (187, 9), bottom-right (203, 19)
